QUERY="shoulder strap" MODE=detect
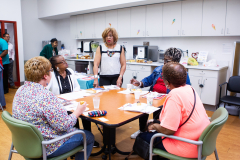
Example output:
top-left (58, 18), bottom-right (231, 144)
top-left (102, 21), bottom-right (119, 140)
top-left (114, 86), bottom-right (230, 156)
top-left (100, 45), bottom-right (102, 55)
top-left (120, 45), bottom-right (122, 54)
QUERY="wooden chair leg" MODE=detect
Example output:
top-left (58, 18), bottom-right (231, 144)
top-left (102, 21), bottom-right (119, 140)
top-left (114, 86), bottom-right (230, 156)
top-left (214, 148), bottom-right (219, 160)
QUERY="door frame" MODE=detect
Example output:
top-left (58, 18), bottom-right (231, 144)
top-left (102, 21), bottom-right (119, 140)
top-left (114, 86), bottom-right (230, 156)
top-left (0, 20), bottom-right (20, 86)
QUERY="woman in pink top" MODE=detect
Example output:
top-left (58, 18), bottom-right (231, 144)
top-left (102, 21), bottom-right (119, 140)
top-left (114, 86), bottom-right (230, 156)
top-left (137, 62), bottom-right (210, 159)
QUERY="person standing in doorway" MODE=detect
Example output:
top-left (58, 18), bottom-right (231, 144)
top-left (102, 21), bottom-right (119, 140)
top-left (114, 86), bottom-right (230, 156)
top-left (40, 38), bottom-right (58, 59)
top-left (0, 33), bottom-right (10, 94)
top-left (3, 33), bottom-right (18, 89)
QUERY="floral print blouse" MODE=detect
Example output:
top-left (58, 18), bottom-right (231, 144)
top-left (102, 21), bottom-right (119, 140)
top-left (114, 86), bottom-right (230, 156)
top-left (12, 81), bottom-right (77, 155)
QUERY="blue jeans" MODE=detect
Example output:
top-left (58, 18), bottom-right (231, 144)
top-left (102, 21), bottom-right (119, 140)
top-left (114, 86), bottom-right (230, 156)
top-left (48, 130), bottom-right (94, 160)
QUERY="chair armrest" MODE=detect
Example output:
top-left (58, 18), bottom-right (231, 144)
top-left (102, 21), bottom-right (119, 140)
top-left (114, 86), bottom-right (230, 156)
top-left (219, 82), bottom-right (227, 105)
top-left (41, 130), bottom-right (87, 160)
top-left (150, 133), bottom-right (203, 146)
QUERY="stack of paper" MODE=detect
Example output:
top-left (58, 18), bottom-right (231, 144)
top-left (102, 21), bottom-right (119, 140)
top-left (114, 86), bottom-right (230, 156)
top-left (103, 85), bottom-right (120, 90)
top-left (118, 103), bottom-right (160, 114)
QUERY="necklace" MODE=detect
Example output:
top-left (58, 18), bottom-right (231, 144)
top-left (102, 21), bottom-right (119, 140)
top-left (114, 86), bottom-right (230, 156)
top-left (107, 45), bottom-right (116, 57)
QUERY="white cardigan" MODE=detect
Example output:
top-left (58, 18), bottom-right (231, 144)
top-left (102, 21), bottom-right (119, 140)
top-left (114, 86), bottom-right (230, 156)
top-left (47, 68), bottom-right (80, 95)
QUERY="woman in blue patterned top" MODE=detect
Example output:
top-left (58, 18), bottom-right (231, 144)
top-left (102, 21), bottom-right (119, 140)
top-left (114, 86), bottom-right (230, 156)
top-left (12, 56), bottom-right (94, 159)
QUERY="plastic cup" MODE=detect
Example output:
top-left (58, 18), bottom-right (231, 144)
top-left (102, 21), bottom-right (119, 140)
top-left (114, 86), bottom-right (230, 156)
top-left (134, 91), bottom-right (141, 100)
top-left (93, 97), bottom-right (100, 109)
top-left (147, 94), bottom-right (154, 106)
top-left (127, 84), bottom-right (132, 90)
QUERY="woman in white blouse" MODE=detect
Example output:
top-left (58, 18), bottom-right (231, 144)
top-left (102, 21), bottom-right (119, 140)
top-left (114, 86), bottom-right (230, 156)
top-left (93, 27), bottom-right (126, 88)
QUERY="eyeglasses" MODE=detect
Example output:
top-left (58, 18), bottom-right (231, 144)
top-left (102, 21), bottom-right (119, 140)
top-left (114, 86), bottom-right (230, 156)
top-left (164, 59), bottom-right (172, 63)
top-left (56, 60), bottom-right (67, 64)
top-left (48, 68), bottom-right (54, 72)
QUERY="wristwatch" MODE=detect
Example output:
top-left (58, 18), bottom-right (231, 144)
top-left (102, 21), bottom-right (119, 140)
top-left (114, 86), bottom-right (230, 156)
top-left (94, 75), bottom-right (98, 79)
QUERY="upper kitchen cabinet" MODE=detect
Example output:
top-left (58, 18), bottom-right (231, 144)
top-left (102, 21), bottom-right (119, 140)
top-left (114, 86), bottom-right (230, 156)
top-left (181, 0), bottom-right (203, 36)
top-left (84, 13), bottom-right (94, 39)
top-left (94, 12), bottom-right (106, 38)
top-left (202, 0), bottom-right (227, 36)
top-left (118, 8), bottom-right (131, 38)
top-left (146, 4), bottom-right (162, 37)
top-left (70, 16), bottom-right (77, 39)
top-left (130, 6), bottom-right (146, 37)
top-left (76, 15), bottom-right (84, 39)
top-left (163, 1), bottom-right (181, 36)
top-left (106, 10), bottom-right (118, 30)
top-left (225, 0), bottom-right (240, 36)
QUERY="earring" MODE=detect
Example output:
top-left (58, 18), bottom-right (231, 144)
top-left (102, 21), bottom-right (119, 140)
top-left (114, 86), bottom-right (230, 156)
top-left (57, 67), bottom-right (60, 71)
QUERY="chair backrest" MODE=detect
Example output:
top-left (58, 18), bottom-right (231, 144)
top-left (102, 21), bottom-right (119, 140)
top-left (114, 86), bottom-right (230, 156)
top-left (1, 111), bottom-right (44, 158)
top-left (199, 107), bottom-right (228, 157)
top-left (227, 76), bottom-right (240, 93)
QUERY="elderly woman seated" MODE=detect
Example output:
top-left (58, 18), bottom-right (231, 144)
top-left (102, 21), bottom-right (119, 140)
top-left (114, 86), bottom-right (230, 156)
top-left (12, 56), bottom-right (94, 160)
top-left (130, 47), bottom-right (191, 139)
top-left (136, 62), bottom-right (210, 159)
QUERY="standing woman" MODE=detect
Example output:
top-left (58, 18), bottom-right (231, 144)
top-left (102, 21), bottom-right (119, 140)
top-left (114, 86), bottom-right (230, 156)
top-left (40, 38), bottom-right (58, 59)
top-left (93, 28), bottom-right (126, 87)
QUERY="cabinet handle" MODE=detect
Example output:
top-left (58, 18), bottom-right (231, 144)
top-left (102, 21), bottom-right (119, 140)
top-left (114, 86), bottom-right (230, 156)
top-left (143, 31), bottom-right (145, 36)
top-left (221, 29), bottom-right (223, 34)
top-left (182, 30), bottom-right (184, 35)
top-left (198, 79), bottom-right (201, 85)
top-left (199, 72), bottom-right (205, 75)
top-left (227, 28), bottom-right (229, 34)
top-left (147, 31), bottom-right (149, 36)
top-left (203, 79), bottom-right (205, 86)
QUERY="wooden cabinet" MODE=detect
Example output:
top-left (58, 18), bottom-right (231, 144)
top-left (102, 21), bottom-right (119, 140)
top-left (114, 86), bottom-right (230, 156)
top-left (181, 0), bottom-right (203, 36)
top-left (163, 1), bottom-right (181, 36)
top-left (76, 15), bottom-right (84, 39)
top-left (118, 8), bottom-right (131, 38)
top-left (146, 4), bottom-right (163, 37)
top-left (188, 68), bottom-right (228, 106)
top-left (106, 10), bottom-right (118, 30)
top-left (84, 13), bottom-right (94, 39)
top-left (70, 16), bottom-right (77, 39)
top-left (94, 12), bottom-right (106, 38)
top-left (225, 0), bottom-right (240, 36)
top-left (130, 6), bottom-right (146, 37)
top-left (202, 0), bottom-right (227, 36)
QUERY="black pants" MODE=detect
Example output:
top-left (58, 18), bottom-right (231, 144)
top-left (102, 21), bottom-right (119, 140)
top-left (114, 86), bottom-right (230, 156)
top-left (99, 74), bottom-right (123, 86)
top-left (139, 107), bottom-right (162, 132)
top-left (3, 64), bottom-right (9, 94)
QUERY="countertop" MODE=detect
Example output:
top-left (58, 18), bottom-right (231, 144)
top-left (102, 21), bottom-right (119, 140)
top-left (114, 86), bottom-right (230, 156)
top-left (65, 58), bottom-right (228, 71)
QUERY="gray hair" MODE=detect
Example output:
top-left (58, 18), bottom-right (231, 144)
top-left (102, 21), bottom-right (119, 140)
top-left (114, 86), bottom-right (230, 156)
top-left (164, 47), bottom-right (182, 62)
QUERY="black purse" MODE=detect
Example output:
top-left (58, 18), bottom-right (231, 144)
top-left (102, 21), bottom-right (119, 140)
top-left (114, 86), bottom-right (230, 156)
top-left (132, 88), bottom-right (196, 160)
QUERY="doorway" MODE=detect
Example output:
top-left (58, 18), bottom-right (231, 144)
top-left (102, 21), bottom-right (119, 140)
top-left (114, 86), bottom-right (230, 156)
top-left (0, 20), bottom-right (20, 86)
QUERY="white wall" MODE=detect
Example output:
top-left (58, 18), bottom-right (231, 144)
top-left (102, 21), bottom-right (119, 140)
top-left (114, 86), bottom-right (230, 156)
top-left (21, 0), bottom-right (56, 60)
top-left (0, 0), bottom-right (25, 82)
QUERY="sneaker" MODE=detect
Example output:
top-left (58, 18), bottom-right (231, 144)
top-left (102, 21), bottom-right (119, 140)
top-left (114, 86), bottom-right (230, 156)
top-left (93, 141), bottom-right (100, 148)
top-left (130, 130), bottom-right (142, 139)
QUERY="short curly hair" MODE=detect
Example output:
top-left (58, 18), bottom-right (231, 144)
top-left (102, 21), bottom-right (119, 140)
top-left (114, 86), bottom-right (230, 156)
top-left (102, 27), bottom-right (118, 44)
top-left (162, 62), bottom-right (187, 88)
top-left (24, 56), bottom-right (51, 83)
top-left (164, 47), bottom-right (182, 62)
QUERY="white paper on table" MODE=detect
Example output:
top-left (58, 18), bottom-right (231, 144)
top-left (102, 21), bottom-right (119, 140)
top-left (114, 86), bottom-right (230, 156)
top-left (118, 103), bottom-right (160, 114)
top-left (103, 85), bottom-right (120, 90)
top-left (64, 101), bottom-right (89, 111)
top-left (58, 91), bottom-right (92, 100)
top-left (118, 90), bottom-right (131, 94)
top-left (98, 117), bottom-right (109, 122)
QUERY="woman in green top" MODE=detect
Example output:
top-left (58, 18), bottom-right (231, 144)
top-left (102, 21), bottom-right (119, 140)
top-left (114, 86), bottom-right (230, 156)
top-left (40, 38), bottom-right (58, 59)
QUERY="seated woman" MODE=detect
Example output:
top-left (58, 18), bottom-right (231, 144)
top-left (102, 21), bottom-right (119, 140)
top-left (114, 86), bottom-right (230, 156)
top-left (48, 55), bottom-right (99, 147)
top-left (130, 47), bottom-right (191, 139)
top-left (12, 56), bottom-right (94, 159)
top-left (137, 62), bottom-right (210, 159)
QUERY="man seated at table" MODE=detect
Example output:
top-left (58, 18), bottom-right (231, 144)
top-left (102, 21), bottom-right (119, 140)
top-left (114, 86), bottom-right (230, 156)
top-left (12, 56), bottom-right (94, 159)
top-left (47, 55), bottom-right (99, 147)
top-left (130, 47), bottom-right (191, 139)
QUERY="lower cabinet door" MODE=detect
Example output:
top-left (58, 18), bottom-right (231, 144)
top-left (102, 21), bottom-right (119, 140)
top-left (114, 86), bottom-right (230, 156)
top-left (200, 77), bottom-right (217, 105)
top-left (189, 75), bottom-right (202, 98)
top-left (123, 69), bottom-right (134, 89)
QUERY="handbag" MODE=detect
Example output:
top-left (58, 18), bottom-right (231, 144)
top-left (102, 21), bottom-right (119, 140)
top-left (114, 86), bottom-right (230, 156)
top-left (132, 88), bottom-right (196, 160)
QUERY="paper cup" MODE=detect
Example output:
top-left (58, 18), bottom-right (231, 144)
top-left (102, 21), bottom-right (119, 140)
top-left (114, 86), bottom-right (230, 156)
top-left (127, 84), bottom-right (132, 90)
top-left (147, 94), bottom-right (154, 106)
top-left (134, 91), bottom-right (141, 99)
